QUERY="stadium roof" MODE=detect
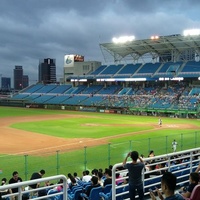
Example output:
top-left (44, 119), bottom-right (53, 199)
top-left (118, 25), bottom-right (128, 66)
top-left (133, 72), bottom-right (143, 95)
top-left (100, 34), bottom-right (200, 62)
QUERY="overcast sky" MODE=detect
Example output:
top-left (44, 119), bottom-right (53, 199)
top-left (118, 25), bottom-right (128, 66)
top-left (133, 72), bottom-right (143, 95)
top-left (0, 0), bottom-right (200, 84)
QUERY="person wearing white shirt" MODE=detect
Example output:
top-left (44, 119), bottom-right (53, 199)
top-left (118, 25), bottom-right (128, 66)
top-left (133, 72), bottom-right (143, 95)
top-left (82, 170), bottom-right (92, 182)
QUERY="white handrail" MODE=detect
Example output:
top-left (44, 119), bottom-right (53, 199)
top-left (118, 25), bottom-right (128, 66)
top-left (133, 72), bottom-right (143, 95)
top-left (112, 147), bottom-right (200, 200)
top-left (0, 174), bottom-right (67, 200)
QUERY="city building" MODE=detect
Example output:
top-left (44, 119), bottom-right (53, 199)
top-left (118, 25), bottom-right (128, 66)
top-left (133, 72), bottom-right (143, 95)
top-left (1, 77), bottom-right (11, 91)
top-left (23, 75), bottom-right (29, 89)
top-left (63, 54), bottom-right (101, 83)
top-left (38, 58), bottom-right (56, 84)
top-left (13, 66), bottom-right (23, 90)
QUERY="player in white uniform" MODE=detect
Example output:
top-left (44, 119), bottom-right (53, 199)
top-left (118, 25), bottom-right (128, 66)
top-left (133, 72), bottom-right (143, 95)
top-left (172, 139), bottom-right (178, 152)
top-left (158, 118), bottom-right (162, 127)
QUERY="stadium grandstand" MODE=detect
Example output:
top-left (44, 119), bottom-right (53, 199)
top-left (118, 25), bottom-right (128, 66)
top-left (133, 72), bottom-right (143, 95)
top-left (1, 31), bottom-right (200, 118)
top-left (1, 31), bottom-right (200, 199)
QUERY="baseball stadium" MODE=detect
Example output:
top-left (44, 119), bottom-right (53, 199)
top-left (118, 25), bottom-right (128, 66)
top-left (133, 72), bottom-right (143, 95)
top-left (0, 31), bottom-right (200, 199)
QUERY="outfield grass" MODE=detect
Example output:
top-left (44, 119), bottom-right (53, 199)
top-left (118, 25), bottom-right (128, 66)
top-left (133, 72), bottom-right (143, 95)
top-left (0, 106), bottom-right (199, 181)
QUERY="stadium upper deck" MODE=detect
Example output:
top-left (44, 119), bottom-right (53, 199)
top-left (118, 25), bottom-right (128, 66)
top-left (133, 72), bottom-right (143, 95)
top-left (100, 33), bottom-right (200, 63)
top-left (69, 33), bottom-right (200, 82)
top-left (72, 60), bottom-right (200, 81)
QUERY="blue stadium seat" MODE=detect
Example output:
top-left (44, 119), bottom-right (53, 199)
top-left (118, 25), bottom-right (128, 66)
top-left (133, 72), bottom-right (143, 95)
top-left (80, 186), bottom-right (102, 200)
top-left (68, 188), bottom-right (82, 200)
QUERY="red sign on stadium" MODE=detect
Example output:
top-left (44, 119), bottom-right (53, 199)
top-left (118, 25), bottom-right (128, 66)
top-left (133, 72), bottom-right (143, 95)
top-left (74, 55), bottom-right (84, 62)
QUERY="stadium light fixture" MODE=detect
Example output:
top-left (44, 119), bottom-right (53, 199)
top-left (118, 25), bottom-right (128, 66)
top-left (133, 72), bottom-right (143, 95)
top-left (159, 77), bottom-right (184, 81)
top-left (183, 29), bottom-right (200, 36)
top-left (171, 77), bottom-right (184, 81)
top-left (112, 36), bottom-right (135, 44)
top-left (97, 78), bottom-right (146, 82)
top-left (71, 79), bottom-right (87, 82)
top-left (150, 35), bottom-right (159, 40)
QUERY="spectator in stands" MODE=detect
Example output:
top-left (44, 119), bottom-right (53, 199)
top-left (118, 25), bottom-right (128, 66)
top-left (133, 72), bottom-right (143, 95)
top-left (116, 172), bottom-right (124, 185)
top-left (9, 171), bottom-right (23, 197)
top-left (147, 150), bottom-right (156, 166)
top-left (55, 179), bottom-right (63, 192)
top-left (145, 160), bottom-right (160, 178)
top-left (122, 172), bottom-right (129, 185)
top-left (103, 168), bottom-right (112, 187)
top-left (109, 165), bottom-right (113, 170)
top-left (0, 178), bottom-right (13, 200)
top-left (81, 176), bottom-right (101, 198)
top-left (81, 170), bottom-right (86, 180)
top-left (73, 172), bottom-right (80, 182)
top-left (123, 151), bottom-right (145, 200)
top-left (172, 139), bottom-right (178, 152)
top-left (68, 176), bottom-right (78, 190)
top-left (67, 173), bottom-right (72, 184)
top-left (97, 171), bottom-right (104, 186)
top-left (82, 170), bottom-right (92, 182)
top-left (180, 172), bottom-right (199, 198)
top-left (148, 150), bottom-right (155, 158)
top-left (98, 168), bottom-right (103, 173)
top-left (29, 169), bottom-right (45, 189)
top-left (157, 162), bottom-right (167, 175)
top-left (195, 163), bottom-right (200, 178)
top-left (91, 168), bottom-right (98, 176)
top-left (150, 172), bottom-right (184, 200)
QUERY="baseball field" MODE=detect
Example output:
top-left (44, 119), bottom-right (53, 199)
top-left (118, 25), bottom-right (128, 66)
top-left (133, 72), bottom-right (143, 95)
top-left (0, 106), bottom-right (199, 180)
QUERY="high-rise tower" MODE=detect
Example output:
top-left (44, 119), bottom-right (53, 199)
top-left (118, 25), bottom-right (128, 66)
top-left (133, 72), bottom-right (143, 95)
top-left (38, 58), bottom-right (56, 84)
top-left (14, 66), bottom-right (23, 90)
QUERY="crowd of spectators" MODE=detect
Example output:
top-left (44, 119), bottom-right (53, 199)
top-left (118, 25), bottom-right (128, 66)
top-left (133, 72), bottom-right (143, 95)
top-left (0, 150), bottom-right (199, 200)
top-left (91, 82), bottom-right (200, 112)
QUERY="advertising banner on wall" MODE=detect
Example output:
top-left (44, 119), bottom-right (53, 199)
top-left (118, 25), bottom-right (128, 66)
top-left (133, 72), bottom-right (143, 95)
top-left (64, 54), bottom-right (84, 67)
top-left (64, 55), bottom-right (75, 68)
top-left (74, 55), bottom-right (84, 62)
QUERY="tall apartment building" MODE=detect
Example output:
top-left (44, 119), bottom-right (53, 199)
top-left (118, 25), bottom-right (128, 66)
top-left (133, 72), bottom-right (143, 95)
top-left (23, 75), bottom-right (29, 88)
top-left (13, 66), bottom-right (29, 90)
top-left (14, 66), bottom-right (23, 90)
top-left (38, 58), bottom-right (56, 84)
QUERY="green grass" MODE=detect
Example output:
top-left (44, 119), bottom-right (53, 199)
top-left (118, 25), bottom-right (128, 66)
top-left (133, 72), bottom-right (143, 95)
top-left (11, 117), bottom-right (152, 138)
top-left (0, 106), bottom-right (199, 181)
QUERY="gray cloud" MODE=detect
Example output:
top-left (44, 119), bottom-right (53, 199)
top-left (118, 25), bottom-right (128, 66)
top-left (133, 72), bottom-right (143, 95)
top-left (0, 0), bottom-right (199, 85)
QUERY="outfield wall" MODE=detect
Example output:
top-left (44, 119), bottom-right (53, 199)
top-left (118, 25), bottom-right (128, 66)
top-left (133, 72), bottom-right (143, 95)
top-left (0, 98), bottom-right (199, 118)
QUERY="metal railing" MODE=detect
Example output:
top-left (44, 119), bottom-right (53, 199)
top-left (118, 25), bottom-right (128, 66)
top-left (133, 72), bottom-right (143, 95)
top-left (0, 175), bottom-right (67, 200)
top-left (0, 148), bottom-right (199, 200)
top-left (112, 147), bottom-right (200, 200)
top-left (0, 131), bottom-right (199, 182)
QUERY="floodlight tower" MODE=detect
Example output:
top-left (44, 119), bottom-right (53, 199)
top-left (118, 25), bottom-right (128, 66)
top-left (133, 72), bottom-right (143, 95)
top-left (183, 29), bottom-right (200, 36)
top-left (111, 35), bottom-right (135, 63)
